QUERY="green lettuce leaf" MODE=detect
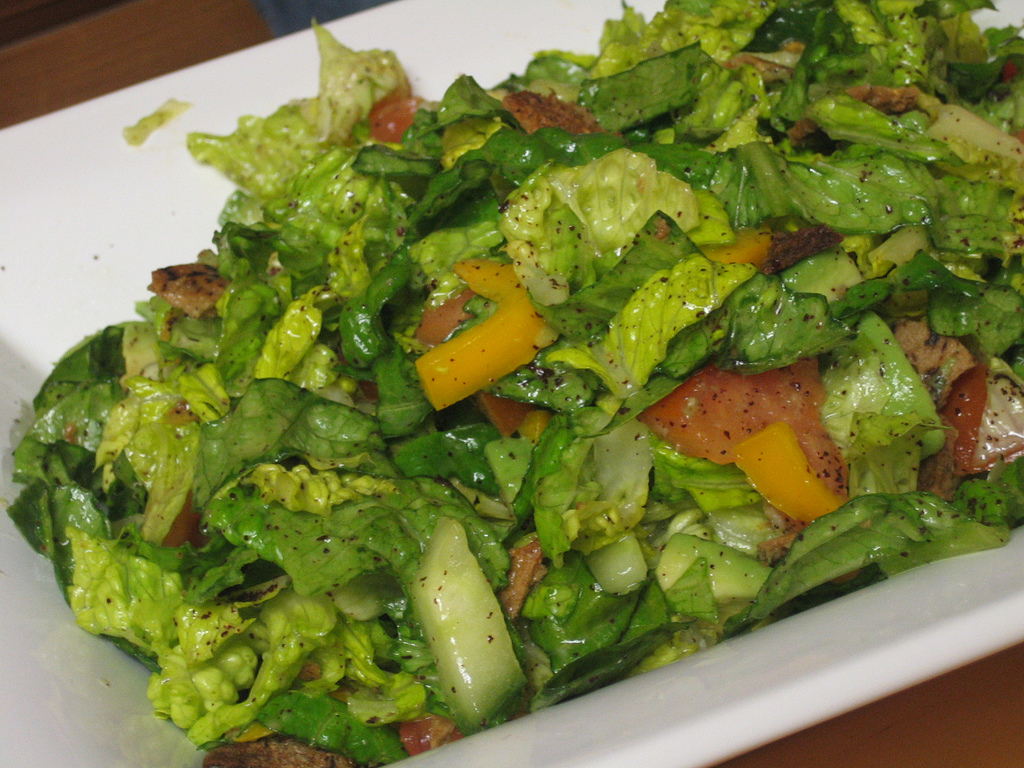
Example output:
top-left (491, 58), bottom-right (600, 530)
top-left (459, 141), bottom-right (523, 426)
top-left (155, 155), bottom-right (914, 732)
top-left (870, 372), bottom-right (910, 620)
top-left (538, 214), bottom-right (704, 340)
top-left (393, 423), bottom-right (502, 497)
top-left (526, 413), bottom-right (653, 560)
top-left (194, 378), bottom-right (391, 508)
top-left (712, 142), bottom-right (936, 234)
top-left (258, 690), bottom-right (407, 764)
top-left (820, 312), bottom-right (945, 496)
top-left (590, 0), bottom-right (777, 78)
top-left (727, 490), bottom-right (1012, 634)
top-left (806, 92), bottom-right (952, 162)
top-left (67, 526), bottom-right (183, 654)
top-left (166, 590), bottom-right (340, 745)
top-left (187, 104), bottom-right (325, 202)
top-left (264, 147), bottom-right (410, 290)
top-left (487, 341), bottom-right (601, 413)
top-left (660, 271), bottom-right (854, 380)
top-left (891, 252), bottom-right (1024, 357)
top-left (311, 24), bottom-right (409, 145)
top-left (206, 473), bottom-right (508, 594)
top-left (581, 44), bottom-right (719, 133)
top-left (500, 148), bottom-right (700, 306)
top-left (522, 551), bottom-right (644, 672)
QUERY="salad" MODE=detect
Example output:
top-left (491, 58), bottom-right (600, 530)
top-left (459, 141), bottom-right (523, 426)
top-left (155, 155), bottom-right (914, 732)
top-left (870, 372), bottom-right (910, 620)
top-left (10, 0), bottom-right (1024, 766)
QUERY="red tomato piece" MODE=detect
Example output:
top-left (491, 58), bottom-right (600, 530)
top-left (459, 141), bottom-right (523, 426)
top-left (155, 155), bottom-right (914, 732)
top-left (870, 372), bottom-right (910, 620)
top-left (476, 391), bottom-right (536, 437)
top-left (639, 360), bottom-right (847, 495)
top-left (398, 714), bottom-right (462, 756)
top-left (415, 289), bottom-right (474, 347)
top-left (161, 494), bottom-right (208, 548)
top-left (941, 363), bottom-right (1024, 474)
top-left (369, 93), bottom-right (422, 143)
top-left (940, 364), bottom-right (989, 474)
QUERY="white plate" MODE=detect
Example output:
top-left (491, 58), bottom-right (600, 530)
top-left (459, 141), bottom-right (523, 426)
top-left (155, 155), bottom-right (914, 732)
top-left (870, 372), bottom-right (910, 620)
top-left (3, 2), bottom-right (1024, 767)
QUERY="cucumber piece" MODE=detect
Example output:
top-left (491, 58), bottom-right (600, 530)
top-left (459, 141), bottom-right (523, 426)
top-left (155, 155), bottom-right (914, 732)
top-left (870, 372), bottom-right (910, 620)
top-left (585, 533), bottom-right (648, 595)
top-left (411, 516), bottom-right (525, 733)
top-left (656, 533), bottom-right (770, 601)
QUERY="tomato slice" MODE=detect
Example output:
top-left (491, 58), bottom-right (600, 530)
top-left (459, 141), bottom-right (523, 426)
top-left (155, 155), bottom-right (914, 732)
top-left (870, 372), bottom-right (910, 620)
top-left (369, 93), bottom-right (422, 143)
top-left (939, 364), bottom-right (988, 474)
top-left (398, 714), bottom-right (462, 756)
top-left (161, 494), bottom-right (208, 548)
top-left (639, 360), bottom-right (847, 495)
top-left (476, 391), bottom-right (536, 437)
top-left (941, 363), bottom-right (1024, 474)
top-left (415, 290), bottom-right (474, 347)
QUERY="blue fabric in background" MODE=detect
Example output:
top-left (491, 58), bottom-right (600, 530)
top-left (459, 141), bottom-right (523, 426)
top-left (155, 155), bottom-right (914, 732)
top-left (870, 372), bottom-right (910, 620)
top-left (252, 0), bottom-right (395, 36)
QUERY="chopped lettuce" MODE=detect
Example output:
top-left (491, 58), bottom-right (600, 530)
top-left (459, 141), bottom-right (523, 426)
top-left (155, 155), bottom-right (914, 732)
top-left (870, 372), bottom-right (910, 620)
top-left (728, 489), bottom-right (1014, 634)
top-left (500, 148), bottom-right (700, 305)
top-left (12, 3), bottom-right (1024, 766)
top-left (590, 0), bottom-right (777, 77)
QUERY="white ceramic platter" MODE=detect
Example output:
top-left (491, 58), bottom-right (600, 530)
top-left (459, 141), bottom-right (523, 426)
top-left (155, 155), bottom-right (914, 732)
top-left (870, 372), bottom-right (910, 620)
top-left (3, 2), bottom-right (1024, 767)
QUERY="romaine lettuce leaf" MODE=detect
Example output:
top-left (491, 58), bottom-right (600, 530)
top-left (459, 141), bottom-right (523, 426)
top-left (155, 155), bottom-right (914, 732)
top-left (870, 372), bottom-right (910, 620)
top-left (526, 412), bottom-right (653, 560)
top-left (67, 527), bottom-right (183, 654)
top-left (193, 378), bottom-right (391, 508)
top-left (581, 44), bottom-right (719, 133)
top-left (187, 25), bottom-right (407, 201)
top-left (806, 92), bottom-right (953, 162)
top-left (257, 690), bottom-right (407, 764)
top-left (713, 142), bottom-right (936, 234)
top-left (727, 489), bottom-right (1012, 634)
top-left (590, 0), bottom-right (777, 78)
top-left (312, 24), bottom-right (409, 145)
top-left (500, 148), bottom-right (700, 306)
top-left (833, 0), bottom-right (931, 87)
top-left (95, 376), bottom-right (200, 544)
top-left (538, 214), bottom-right (704, 340)
top-left (170, 590), bottom-right (340, 745)
top-left (891, 252), bottom-right (1024, 357)
top-left (522, 551), bottom-right (644, 672)
top-left (187, 104), bottom-right (325, 202)
top-left (660, 271), bottom-right (854, 380)
top-left (487, 341), bottom-right (601, 413)
top-left (206, 473), bottom-right (509, 594)
top-left (393, 423), bottom-right (502, 496)
top-left (820, 312), bottom-right (945, 495)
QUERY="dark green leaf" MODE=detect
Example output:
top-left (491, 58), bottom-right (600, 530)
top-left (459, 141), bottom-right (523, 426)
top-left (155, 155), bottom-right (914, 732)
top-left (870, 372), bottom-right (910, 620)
top-left (481, 127), bottom-right (626, 186)
top-left (257, 691), bottom-right (407, 766)
top-left (393, 423), bottom-right (502, 496)
top-left (579, 44), bottom-right (715, 132)
top-left (336, 249), bottom-right (413, 369)
top-left (660, 272), bottom-right (853, 379)
top-left (530, 622), bottom-right (680, 711)
top-left (194, 378), bottom-right (391, 508)
top-left (33, 325), bottom-right (125, 412)
top-left (207, 475), bottom-right (508, 593)
top-left (891, 252), bottom-right (1024, 356)
top-left (488, 343), bottom-right (600, 414)
top-left (727, 491), bottom-right (1011, 636)
top-left (522, 552), bottom-right (641, 672)
top-left (539, 214), bottom-right (701, 340)
top-left (372, 349), bottom-right (433, 439)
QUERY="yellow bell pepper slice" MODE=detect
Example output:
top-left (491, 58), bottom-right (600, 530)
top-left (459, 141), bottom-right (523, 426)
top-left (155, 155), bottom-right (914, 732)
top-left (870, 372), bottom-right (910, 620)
top-left (234, 722), bottom-right (275, 742)
top-left (452, 258), bottom-right (521, 300)
top-left (732, 421), bottom-right (845, 523)
top-left (517, 409), bottom-right (552, 444)
top-left (416, 260), bottom-right (556, 410)
top-left (700, 226), bottom-right (773, 266)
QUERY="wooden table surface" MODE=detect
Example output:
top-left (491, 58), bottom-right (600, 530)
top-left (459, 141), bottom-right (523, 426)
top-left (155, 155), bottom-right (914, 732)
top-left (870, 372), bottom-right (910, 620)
top-left (1, 1), bottom-right (1022, 766)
